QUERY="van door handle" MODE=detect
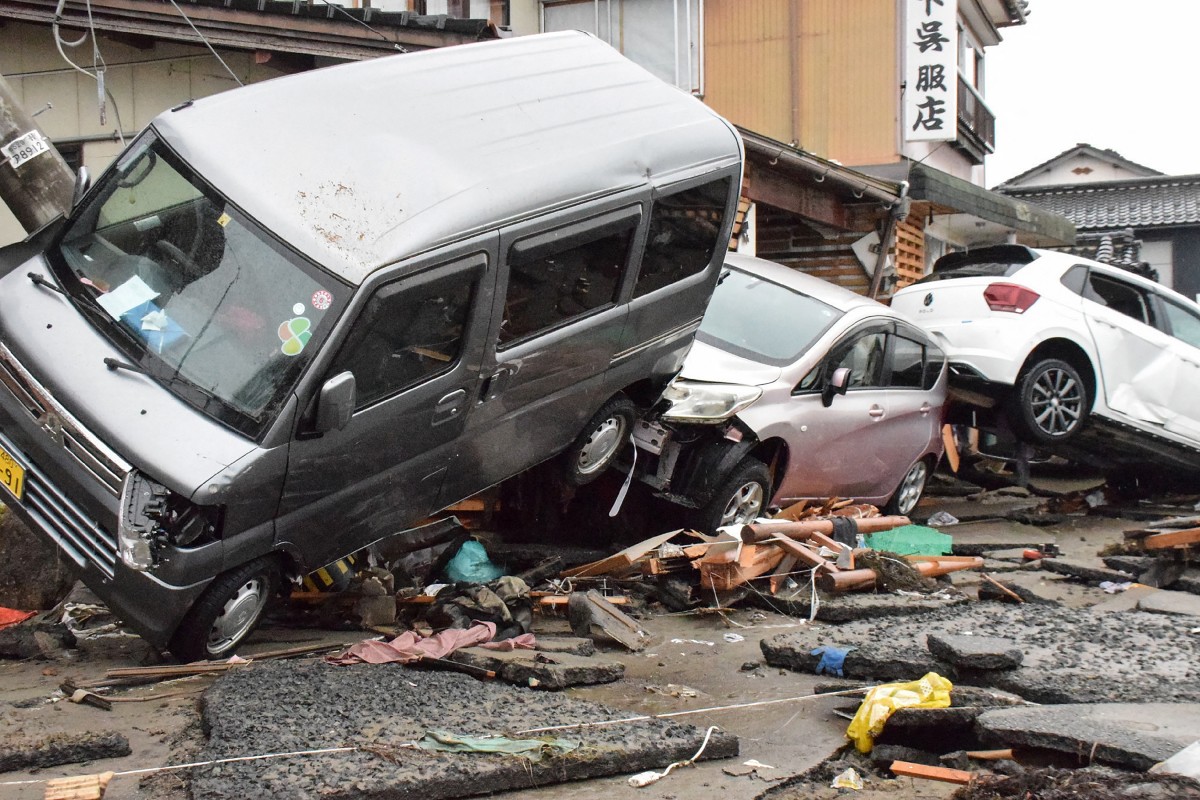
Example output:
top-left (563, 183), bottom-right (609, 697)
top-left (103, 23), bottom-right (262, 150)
top-left (433, 389), bottom-right (467, 425)
top-left (480, 368), bottom-right (511, 401)
top-left (868, 405), bottom-right (885, 419)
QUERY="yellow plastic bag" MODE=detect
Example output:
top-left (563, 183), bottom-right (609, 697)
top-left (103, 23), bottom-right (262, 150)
top-left (846, 672), bottom-right (952, 753)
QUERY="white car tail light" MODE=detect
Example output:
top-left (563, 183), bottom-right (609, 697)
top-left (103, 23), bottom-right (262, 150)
top-left (983, 282), bottom-right (1040, 313)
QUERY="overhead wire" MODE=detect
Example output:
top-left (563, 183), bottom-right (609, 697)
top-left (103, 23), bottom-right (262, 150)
top-left (162, 0), bottom-right (244, 87)
top-left (311, 0), bottom-right (408, 52)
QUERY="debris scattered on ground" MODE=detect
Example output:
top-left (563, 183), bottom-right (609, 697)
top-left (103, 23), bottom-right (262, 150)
top-left (762, 603), bottom-right (1200, 704)
top-left (950, 766), bottom-right (1200, 800)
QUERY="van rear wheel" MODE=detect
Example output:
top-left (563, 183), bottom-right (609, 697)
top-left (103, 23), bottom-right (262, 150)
top-left (562, 395), bottom-right (636, 486)
top-left (169, 557), bottom-right (278, 663)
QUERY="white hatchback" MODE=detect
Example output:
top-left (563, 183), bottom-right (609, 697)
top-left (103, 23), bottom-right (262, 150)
top-left (891, 245), bottom-right (1200, 465)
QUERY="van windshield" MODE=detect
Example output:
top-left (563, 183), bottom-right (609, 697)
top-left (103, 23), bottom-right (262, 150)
top-left (696, 267), bottom-right (843, 367)
top-left (48, 133), bottom-right (349, 439)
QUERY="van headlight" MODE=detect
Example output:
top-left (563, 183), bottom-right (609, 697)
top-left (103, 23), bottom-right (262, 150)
top-left (660, 380), bottom-right (762, 424)
top-left (119, 471), bottom-right (223, 570)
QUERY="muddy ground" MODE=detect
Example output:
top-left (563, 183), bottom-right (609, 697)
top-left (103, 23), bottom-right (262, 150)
top-left (1, 463), bottom-right (1199, 800)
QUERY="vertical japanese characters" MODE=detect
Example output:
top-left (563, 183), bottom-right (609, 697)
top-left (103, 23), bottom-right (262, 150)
top-left (906, 0), bottom-right (958, 142)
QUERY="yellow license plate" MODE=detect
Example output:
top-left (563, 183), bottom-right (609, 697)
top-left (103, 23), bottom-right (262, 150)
top-left (0, 443), bottom-right (26, 502)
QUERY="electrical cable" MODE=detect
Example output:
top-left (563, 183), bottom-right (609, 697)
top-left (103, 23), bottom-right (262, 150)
top-left (162, 0), bottom-right (244, 87)
top-left (311, 0), bottom-right (408, 52)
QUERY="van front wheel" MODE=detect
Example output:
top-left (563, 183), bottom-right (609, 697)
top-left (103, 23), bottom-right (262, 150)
top-left (562, 395), bottom-right (636, 486)
top-left (169, 557), bottom-right (278, 663)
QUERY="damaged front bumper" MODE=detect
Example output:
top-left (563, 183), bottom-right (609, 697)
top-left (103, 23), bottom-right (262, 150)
top-left (625, 416), bottom-right (759, 508)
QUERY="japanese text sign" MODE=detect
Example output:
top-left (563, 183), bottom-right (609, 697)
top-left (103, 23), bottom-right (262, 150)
top-left (905, 0), bottom-right (958, 143)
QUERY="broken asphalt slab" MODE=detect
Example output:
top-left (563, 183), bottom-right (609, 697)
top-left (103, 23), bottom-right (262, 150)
top-left (926, 633), bottom-right (1023, 670)
top-left (976, 703), bottom-right (1200, 771)
top-left (1137, 590), bottom-right (1200, 617)
top-left (0, 730), bottom-right (130, 773)
top-left (450, 647), bottom-right (625, 689)
top-left (756, 590), bottom-right (967, 623)
top-left (762, 603), bottom-right (1200, 704)
top-left (939, 520), bottom-right (1055, 556)
top-left (1040, 558), bottom-right (1137, 585)
top-left (192, 660), bottom-right (737, 800)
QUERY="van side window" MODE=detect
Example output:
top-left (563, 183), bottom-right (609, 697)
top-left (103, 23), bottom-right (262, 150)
top-left (634, 176), bottom-right (732, 298)
top-left (329, 272), bottom-right (475, 409)
top-left (498, 221), bottom-right (635, 347)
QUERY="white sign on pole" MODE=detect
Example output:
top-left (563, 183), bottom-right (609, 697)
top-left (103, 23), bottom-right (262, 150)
top-left (905, 0), bottom-right (958, 143)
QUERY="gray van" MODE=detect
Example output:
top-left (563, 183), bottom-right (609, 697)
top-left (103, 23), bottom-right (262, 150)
top-left (0, 32), bottom-right (742, 660)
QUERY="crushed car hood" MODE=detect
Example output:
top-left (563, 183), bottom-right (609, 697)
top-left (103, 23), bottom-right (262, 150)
top-left (679, 340), bottom-right (781, 387)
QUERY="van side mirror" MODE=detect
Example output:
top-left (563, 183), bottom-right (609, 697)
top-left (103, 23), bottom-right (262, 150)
top-left (314, 371), bottom-right (356, 434)
top-left (71, 166), bottom-right (90, 212)
top-left (822, 366), bottom-right (851, 408)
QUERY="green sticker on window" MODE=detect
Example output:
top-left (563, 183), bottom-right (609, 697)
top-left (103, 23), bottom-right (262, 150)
top-left (278, 317), bottom-right (312, 356)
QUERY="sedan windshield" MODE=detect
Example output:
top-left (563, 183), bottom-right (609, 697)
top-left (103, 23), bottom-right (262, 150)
top-left (696, 268), bottom-right (842, 366)
top-left (48, 133), bottom-right (349, 439)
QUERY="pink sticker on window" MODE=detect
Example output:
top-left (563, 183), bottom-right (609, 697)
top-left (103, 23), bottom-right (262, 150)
top-left (311, 290), bottom-right (333, 311)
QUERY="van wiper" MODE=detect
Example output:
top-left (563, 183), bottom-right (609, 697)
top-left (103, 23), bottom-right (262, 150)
top-left (104, 357), bottom-right (150, 375)
top-left (27, 272), bottom-right (65, 295)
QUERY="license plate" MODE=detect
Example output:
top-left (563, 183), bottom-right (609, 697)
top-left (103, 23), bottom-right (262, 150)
top-left (0, 443), bottom-right (26, 502)
top-left (1, 130), bottom-right (50, 172)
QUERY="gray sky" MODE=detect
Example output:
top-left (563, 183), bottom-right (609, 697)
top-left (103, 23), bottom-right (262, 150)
top-left (984, 0), bottom-right (1198, 187)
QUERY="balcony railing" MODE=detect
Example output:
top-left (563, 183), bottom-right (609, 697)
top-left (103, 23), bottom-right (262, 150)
top-left (955, 75), bottom-right (996, 164)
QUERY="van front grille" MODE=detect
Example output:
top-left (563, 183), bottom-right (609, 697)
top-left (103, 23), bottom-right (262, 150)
top-left (0, 343), bottom-right (129, 497)
top-left (0, 432), bottom-right (117, 578)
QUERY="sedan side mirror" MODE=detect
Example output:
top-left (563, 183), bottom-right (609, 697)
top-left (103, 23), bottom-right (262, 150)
top-left (822, 366), bottom-right (851, 408)
top-left (314, 371), bottom-right (356, 434)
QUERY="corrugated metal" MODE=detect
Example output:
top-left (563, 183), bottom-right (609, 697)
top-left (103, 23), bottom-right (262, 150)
top-left (797, 0), bottom-right (897, 165)
top-left (704, 0), bottom-right (794, 144)
top-left (704, 0), bottom-right (897, 166)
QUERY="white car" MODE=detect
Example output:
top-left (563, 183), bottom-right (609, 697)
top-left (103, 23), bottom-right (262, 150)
top-left (891, 245), bottom-right (1200, 468)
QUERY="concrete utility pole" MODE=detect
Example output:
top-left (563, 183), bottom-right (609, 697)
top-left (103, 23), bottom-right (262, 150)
top-left (0, 74), bottom-right (76, 234)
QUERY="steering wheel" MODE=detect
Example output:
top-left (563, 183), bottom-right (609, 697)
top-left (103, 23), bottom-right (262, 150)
top-left (155, 239), bottom-right (202, 284)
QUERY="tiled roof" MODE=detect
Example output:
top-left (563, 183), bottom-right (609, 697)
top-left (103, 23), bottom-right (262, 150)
top-left (1001, 175), bottom-right (1200, 230)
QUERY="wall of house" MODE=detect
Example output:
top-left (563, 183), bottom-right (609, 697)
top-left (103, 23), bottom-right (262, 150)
top-left (1006, 153), bottom-right (1159, 188)
top-left (703, 0), bottom-right (897, 166)
top-left (1140, 237), bottom-right (1174, 290)
top-left (1, 21), bottom-right (287, 245)
top-left (1165, 229), bottom-right (1200, 302)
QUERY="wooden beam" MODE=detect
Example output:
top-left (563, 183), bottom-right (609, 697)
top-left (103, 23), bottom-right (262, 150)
top-left (889, 761), bottom-right (975, 784)
top-left (1142, 528), bottom-right (1200, 550)
top-left (745, 164), bottom-right (850, 230)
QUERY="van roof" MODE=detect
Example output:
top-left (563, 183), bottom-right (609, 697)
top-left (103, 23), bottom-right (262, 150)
top-left (151, 31), bottom-right (743, 285)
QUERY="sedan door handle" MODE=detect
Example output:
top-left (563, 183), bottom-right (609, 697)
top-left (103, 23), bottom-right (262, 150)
top-left (919, 403), bottom-right (933, 416)
top-left (868, 405), bottom-right (885, 419)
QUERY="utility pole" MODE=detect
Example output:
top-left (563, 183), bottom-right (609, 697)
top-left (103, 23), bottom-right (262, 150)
top-left (0, 73), bottom-right (76, 234)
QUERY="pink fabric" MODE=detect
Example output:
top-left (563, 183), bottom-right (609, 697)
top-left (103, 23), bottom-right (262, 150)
top-left (327, 622), bottom-right (497, 665)
top-left (480, 633), bottom-right (537, 651)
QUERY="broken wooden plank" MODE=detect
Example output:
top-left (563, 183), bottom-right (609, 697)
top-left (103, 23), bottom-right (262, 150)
top-left (567, 590), bottom-right (649, 651)
top-left (979, 572), bottom-right (1025, 604)
top-left (44, 771), bottom-right (115, 800)
top-left (699, 543), bottom-right (785, 591)
top-left (769, 553), bottom-right (800, 595)
top-left (559, 531), bottom-right (680, 578)
top-left (890, 761), bottom-right (975, 784)
top-left (1142, 528), bottom-right (1200, 550)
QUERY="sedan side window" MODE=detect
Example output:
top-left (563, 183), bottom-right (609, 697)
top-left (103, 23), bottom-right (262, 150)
top-left (1161, 299), bottom-right (1200, 349)
top-left (1084, 272), bottom-right (1154, 325)
top-left (833, 332), bottom-right (888, 389)
top-left (890, 336), bottom-right (925, 389)
top-left (328, 269), bottom-right (476, 410)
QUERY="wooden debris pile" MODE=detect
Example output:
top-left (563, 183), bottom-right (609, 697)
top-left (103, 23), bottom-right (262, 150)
top-left (555, 499), bottom-right (983, 607)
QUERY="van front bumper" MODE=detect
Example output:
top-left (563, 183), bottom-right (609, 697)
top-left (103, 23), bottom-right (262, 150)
top-left (0, 429), bottom-right (211, 649)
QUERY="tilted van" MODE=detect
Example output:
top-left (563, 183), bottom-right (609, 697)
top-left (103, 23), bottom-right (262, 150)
top-left (0, 32), bottom-right (743, 660)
